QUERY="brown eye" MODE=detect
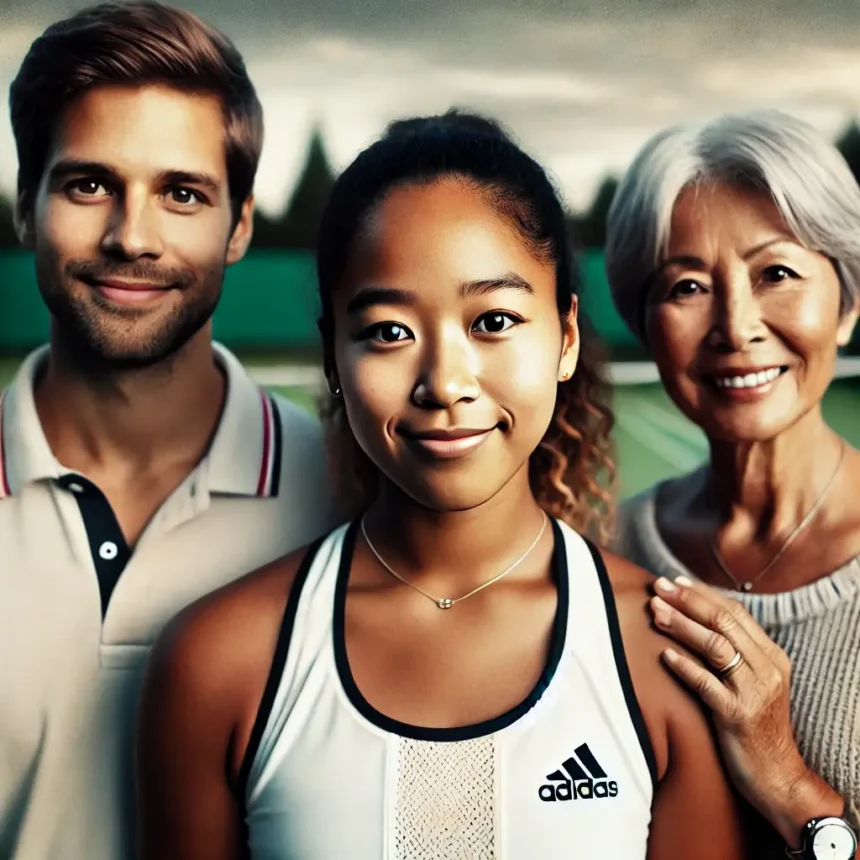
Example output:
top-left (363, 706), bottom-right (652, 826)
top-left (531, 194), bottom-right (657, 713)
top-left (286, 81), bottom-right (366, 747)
top-left (473, 312), bottom-right (520, 334)
top-left (762, 265), bottom-right (796, 283)
top-left (369, 323), bottom-right (411, 343)
top-left (667, 279), bottom-right (705, 299)
top-left (68, 179), bottom-right (110, 197)
top-left (167, 187), bottom-right (202, 206)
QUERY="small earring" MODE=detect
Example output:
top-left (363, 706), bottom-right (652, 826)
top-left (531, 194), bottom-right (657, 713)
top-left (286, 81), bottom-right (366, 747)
top-left (328, 381), bottom-right (342, 397)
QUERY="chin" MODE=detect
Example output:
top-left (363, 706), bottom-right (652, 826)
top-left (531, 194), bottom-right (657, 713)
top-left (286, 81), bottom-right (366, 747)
top-left (395, 475), bottom-right (507, 514)
top-left (699, 413), bottom-right (799, 445)
top-left (75, 312), bottom-right (210, 368)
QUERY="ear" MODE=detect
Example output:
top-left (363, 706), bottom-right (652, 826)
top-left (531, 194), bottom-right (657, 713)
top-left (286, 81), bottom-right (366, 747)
top-left (836, 297), bottom-right (860, 348)
top-left (558, 296), bottom-right (580, 383)
top-left (14, 193), bottom-right (36, 251)
top-left (225, 195), bottom-right (254, 266)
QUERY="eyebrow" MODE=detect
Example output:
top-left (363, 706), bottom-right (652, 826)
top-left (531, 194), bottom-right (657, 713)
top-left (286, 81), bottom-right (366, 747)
top-left (47, 159), bottom-right (222, 193)
top-left (346, 287), bottom-right (415, 314)
top-left (158, 170), bottom-right (222, 194)
top-left (345, 272), bottom-right (534, 315)
top-left (460, 272), bottom-right (535, 297)
top-left (48, 160), bottom-right (115, 184)
top-left (656, 238), bottom-right (799, 273)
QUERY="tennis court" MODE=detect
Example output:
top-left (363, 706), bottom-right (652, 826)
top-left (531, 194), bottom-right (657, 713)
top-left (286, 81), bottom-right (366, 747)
top-left (610, 365), bottom-right (860, 496)
top-left (4, 356), bottom-right (855, 498)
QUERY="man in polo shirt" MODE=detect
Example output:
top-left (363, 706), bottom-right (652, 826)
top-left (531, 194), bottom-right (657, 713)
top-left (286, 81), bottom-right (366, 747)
top-left (0, 3), bottom-right (337, 858)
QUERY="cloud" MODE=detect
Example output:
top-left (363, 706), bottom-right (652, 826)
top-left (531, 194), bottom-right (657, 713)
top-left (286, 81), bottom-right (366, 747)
top-left (0, 0), bottom-right (859, 212)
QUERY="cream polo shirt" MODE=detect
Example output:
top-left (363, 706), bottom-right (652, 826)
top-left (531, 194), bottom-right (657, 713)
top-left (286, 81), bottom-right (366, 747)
top-left (0, 343), bottom-right (338, 860)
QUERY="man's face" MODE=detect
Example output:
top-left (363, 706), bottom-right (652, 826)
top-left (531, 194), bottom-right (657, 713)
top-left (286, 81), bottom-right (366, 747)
top-left (25, 84), bottom-right (252, 369)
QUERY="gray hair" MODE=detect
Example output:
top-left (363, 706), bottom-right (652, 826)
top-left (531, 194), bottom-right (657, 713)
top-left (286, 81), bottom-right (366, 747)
top-left (605, 109), bottom-right (860, 342)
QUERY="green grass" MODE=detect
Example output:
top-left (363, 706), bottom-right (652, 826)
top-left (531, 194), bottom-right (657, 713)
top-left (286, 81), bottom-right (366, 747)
top-left (612, 378), bottom-right (860, 496)
top-left (2, 359), bottom-right (857, 499)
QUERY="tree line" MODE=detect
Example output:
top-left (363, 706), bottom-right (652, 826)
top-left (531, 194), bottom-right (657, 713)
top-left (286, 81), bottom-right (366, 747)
top-left (2, 122), bottom-right (860, 251)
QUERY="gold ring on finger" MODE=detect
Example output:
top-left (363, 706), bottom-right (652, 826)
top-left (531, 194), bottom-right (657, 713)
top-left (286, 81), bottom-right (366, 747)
top-left (717, 651), bottom-right (743, 678)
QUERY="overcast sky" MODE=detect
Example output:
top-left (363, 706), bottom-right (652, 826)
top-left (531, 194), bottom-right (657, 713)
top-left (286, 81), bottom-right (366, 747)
top-left (0, 0), bottom-right (859, 215)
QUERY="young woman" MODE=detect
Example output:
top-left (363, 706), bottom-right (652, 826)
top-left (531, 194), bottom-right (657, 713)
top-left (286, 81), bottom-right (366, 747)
top-left (136, 113), bottom-right (749, 859)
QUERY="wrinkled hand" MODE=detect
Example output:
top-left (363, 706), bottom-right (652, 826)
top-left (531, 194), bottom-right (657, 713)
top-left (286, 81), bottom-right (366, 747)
top-left (649, 575), bottom-right (809, 818)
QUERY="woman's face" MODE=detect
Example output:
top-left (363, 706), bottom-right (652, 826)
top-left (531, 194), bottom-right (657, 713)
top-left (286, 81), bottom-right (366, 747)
top-left (645, 181), bottom-right (859, 443)
top-left (330, 177), bottom-right (578, 512)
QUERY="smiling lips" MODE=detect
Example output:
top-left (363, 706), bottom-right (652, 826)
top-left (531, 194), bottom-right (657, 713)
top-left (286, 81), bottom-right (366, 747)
top-left (89, 278), bottom-right (173, 305)
top-left (707, 365), bottom-right (788, 397)
top-left (400, 426), bottom-right (496, 459)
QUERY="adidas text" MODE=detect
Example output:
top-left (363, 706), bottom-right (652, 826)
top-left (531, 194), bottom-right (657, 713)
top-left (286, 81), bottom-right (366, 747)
top-left (539, 779), bottom-right (619, 801)
top-left (539, 744), bottom-right (618, 801)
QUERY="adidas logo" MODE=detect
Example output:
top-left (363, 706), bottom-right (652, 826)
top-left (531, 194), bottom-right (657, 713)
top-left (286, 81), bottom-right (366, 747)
top-left (538, 743), bottom-right (619, 802)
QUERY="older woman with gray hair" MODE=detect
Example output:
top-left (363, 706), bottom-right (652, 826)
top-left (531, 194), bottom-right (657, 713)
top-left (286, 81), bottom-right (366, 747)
top-left (608, 109), bottom-right (860, 860)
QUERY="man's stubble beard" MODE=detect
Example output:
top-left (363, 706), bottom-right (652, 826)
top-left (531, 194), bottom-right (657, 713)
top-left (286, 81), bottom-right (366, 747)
top-left (37, 253), bottom-right (225, 373)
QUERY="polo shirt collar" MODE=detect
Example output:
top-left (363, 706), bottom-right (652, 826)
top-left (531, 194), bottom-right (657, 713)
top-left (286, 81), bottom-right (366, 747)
top-left (0, 346), bottom-right (62, 497)
top-left (0, 343), bottom-right (282, 500)
top-left (205, 344), bottom-right (283, 498)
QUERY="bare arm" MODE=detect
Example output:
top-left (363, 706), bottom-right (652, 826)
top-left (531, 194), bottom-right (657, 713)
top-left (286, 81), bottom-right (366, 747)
top-left (604, 552), bottom-right (751, 859)
top-left (646, 695), bottom-right (750, 860)
top-left (136, 609), bottom-right (248, 860)
top-left (135, 549), bottom-right (306, 860)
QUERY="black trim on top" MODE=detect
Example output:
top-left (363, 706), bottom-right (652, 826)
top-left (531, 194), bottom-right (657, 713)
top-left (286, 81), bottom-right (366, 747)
top-left (235, 535), bottom-right (326, 800)
top-left (58, 474), bottom-right (131, 618)
top-left (583, 537), bottom-right (659, 789)
top-left (267, 395), bottom-right (283, 498)
top-left (333, 517), bottom-right (569, 743)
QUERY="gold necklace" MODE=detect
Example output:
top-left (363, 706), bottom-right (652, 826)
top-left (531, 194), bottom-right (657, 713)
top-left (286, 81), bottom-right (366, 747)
top-left (709, 440), bottom-right (846, 592)
top-left (360, 513), bottom-right (548, 610)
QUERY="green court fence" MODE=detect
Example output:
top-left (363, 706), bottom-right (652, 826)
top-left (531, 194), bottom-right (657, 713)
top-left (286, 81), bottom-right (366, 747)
top-left (0, 248), bottom-right (640, 355)
top-left (3, 249), bottom-right (855, 356)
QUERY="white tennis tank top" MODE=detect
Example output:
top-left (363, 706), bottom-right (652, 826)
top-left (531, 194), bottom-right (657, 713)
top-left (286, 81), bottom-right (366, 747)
top-left (241, 518), bottom-right (657, 859)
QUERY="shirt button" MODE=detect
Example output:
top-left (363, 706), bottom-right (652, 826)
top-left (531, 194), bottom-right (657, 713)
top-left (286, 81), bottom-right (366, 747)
top-left (99, 541), bottom-right (119, 560)
top-left (68, 482), bottom-right (85, 494)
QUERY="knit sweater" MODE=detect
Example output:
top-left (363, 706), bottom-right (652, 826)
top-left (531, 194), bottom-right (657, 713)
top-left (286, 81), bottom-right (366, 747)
top-left (616, 480), bottom-right (860, 851)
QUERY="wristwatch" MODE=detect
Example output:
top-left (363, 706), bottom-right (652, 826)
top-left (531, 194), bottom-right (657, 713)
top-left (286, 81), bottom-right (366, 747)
top-left (786, 817), bottom-right (858, 859)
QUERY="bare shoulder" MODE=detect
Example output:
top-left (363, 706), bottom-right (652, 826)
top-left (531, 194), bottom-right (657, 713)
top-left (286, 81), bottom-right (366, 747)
top-left (141, 539), bottom-right (322, 776)
top-left (599, 548), bottom-right (719, 782)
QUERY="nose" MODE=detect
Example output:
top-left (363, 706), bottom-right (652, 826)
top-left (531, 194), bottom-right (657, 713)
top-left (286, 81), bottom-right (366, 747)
top-left (707, 272), bottom-right (767, 352)
top-left (412, 328), bottom-right (482, 408)
top-left (100, 187), bottom-right (164, 259)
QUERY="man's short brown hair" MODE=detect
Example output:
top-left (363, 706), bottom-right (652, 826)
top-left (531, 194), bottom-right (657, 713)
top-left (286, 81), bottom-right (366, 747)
top-left (9, 1), bottom-right (263, 223)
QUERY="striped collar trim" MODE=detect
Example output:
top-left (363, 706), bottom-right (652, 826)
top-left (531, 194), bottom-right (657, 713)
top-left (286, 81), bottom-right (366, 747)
top-left (255, 390), bottom-right (282, 498)
top-left (0, 390), bottom-right (10, 500)
top-left (198, 343), bottom-right (285, 499)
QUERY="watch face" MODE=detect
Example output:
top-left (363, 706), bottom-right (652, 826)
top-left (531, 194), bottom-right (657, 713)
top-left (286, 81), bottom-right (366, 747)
top-left (811, 822), bottom-right (857, 860)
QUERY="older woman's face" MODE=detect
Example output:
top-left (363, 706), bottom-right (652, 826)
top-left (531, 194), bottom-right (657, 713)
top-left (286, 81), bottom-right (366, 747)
top-left (646, 181), bottom-right (858, 442)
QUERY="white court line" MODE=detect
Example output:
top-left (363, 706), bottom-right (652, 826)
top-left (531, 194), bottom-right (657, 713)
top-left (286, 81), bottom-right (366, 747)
top-left (247, 358), bottom-right (860, 390)
top-left (247, 366), bottom-right (325, 387)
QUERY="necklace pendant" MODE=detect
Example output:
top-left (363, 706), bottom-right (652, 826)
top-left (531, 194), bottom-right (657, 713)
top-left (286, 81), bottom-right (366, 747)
top-left (437, 598), bottom-right (453, 610)
top-left (741, 582), bottom-right (754, 593)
